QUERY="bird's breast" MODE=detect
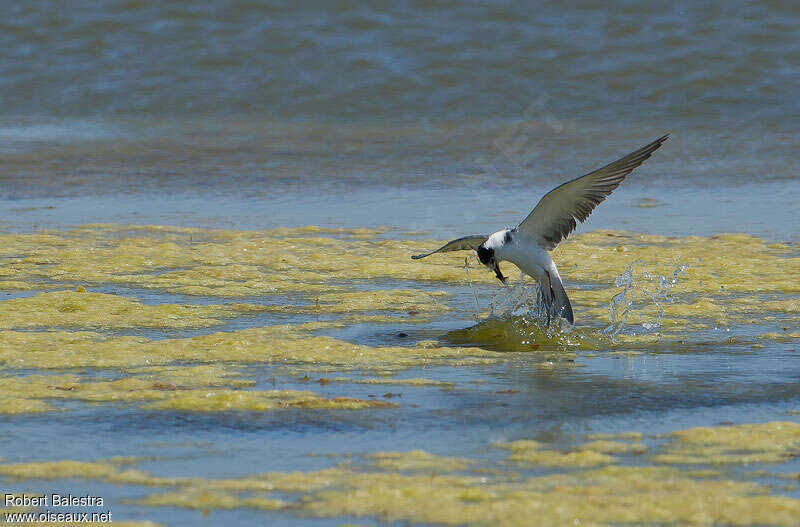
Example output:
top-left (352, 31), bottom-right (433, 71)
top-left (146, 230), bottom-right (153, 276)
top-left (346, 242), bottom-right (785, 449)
top-left (502, 240), bottom-right (552, 282)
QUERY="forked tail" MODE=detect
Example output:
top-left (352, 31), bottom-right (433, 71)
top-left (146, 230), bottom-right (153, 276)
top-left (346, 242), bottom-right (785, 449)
top-left (551, 273), bottom-right (574, 324)
top-left (542, 270), bottom-right (574, 325)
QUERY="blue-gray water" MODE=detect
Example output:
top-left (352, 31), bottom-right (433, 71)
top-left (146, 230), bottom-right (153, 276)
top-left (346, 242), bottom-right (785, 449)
top-left (1, 2), bottom-right (799, 526)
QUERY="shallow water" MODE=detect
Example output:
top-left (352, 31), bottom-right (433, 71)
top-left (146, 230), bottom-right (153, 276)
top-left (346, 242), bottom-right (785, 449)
top-left (1, 2), bottom-right (799, 526)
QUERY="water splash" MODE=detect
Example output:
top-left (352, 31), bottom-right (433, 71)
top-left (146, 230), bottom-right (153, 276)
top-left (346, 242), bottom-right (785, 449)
top-left (483, 272), bottom-right (580, 347)
top-left (450, 267), bottom-right (619, 351)
top-left (490, 273), bottom-right (539, 319)
top-left (461, 262), bottom-right (545, 324)
top-left (604, 261), bottom-right (640, 335)
top-left (605, 261), bottom-right (688, 337)
top-left (463, 257), bottom-right (481, 320)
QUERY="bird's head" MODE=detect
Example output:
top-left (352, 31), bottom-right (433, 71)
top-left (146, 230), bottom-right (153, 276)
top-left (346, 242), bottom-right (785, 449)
top-left (477, 229), bottom-right (511, 284)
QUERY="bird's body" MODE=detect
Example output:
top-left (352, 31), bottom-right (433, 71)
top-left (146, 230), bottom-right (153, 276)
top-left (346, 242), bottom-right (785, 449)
top-left (411, 135), bottom-right (669, 325)
top-left (485, 229), bottom-right (551, 282)
top-left (481, 227), bottom-right (573, 324)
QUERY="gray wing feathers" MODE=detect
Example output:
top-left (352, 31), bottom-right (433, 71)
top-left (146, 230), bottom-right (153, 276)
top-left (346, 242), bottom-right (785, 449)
top-left (411, 235), bottom-right (488, 260)
top-left (518, 135), bottom-right (668, 250)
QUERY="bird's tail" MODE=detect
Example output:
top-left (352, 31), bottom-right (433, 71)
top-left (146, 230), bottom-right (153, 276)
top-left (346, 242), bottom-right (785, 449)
top-left (541, 270), bottom-right (573, 325)
top-left (551, 274), bottom-right (574, 324)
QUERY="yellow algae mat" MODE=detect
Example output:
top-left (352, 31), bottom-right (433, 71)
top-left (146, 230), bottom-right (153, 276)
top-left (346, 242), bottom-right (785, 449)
top-left (0, 224), bottom-right (799, 525)
top-left (0, 224), bottom-right (796, 335)
top-left (0, 224), bottom-right (795, 326)
top-left (1, 422), bottom-right (800, 526)
top-left (0, 224), bottom-right (796, 296)
top-left (0, 224), bottom-right (797, 416)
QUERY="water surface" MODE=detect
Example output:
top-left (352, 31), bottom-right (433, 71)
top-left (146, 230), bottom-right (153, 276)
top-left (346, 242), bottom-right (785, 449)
top-left (1, 2), bottom-right (799, 526)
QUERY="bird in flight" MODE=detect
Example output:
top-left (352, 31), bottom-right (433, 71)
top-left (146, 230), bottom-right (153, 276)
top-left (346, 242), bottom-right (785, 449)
top-left (411, 135), bottom-right (669, 325)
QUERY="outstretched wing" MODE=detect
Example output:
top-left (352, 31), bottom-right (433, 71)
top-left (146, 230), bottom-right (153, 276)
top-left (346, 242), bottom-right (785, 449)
top-left (518, 134), bottom-right (668, 250)
top-left (411, 235), bottom-right (488, 260)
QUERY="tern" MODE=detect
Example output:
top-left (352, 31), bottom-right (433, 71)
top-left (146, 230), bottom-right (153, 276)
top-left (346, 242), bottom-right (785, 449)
top-left (411, 135), bottom-right (669, 324)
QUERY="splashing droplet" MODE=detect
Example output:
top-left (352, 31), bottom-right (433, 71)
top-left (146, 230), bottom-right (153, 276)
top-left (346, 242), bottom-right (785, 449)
top-left (605, 261), bottom-right (688, 337)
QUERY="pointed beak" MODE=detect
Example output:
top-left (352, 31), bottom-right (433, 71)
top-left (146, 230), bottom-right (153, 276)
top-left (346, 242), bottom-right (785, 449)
top-left (493, 262), bottom-right (507, 285)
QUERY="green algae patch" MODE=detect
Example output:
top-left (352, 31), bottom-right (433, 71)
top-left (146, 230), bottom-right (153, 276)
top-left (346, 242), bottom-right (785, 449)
top-left (0, 366), bottom-right (251, 408)
top-left (260, 289), bottom-right (450, 315)
top-left (0, 366), bottom-right (393, 415)
top-left (270, 465), bottom-right (800, 526)
top-left (0, 224), bottom-right (493, 299)
top-left (6, 432), bottom-right (800, 527)
top-left (295, 465), bottom-right (800, 527)
top-left (0, 397), bottom-right (56, 414)
top-left (0, 290), bottom-right (256, 330)
top-left (0, 280), bottom-right (61, 291)
top-left (0, 460), bottom-right (122, 481)
top-left (760, 331), bottom-right (800, 343)
top-left (0, 326), bottom-right (502, 372)
top-left (145, 390), bottom-right (396, 412)
top-left (508, 448), bottom-right (615, 468)
top-left (122, 364), bottom-right (255, 389)
top-left (366, 451), bottom-right (473, 472)
top-left (15, 461), bottom-right (800, 527)
top-left (0, 322), bottom-right (503, 415)
top-left (445, 316), bottom-right (602, 353)
top-left (2, 225), bottom-right (797, 303)
top-left (134, 489), bottom-right (286, 511)
top-left (1, 224), bottom-right (798, 350)
top-left (496, 439), bottom-right (616, 467)
top-left (3, 223), bottom-right (799, 524)
top-left (554, 230), bottom-right (799, 295)
top-left (579, 440), bottom-right (647, 455)
top-left (0, 374), bottom-right (81, 413)
top-left (653, 421), bottom-right (800, 465)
